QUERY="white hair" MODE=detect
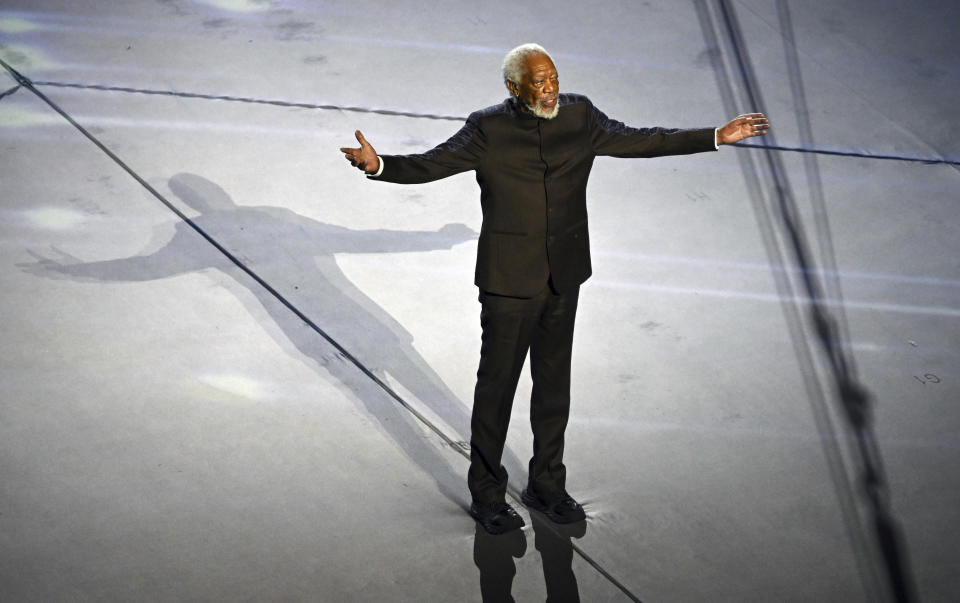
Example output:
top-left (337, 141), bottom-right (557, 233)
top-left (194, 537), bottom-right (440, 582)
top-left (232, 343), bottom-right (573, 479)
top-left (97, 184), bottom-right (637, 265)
top-left (502, 43), bottom-right (553, 85)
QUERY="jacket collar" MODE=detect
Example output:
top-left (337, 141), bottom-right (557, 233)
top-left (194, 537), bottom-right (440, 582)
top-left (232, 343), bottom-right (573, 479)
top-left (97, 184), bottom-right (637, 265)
top-left (506, 96), bottom-right (541, 121)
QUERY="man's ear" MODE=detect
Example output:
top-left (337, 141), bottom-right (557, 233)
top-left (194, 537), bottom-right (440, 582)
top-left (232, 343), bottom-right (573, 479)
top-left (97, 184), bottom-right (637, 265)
top-left (505, 79), bottom-right (519, 96)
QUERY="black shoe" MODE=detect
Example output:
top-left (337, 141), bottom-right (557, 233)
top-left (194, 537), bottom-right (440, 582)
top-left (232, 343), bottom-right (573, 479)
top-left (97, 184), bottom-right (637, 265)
top-left (521, 488), bottom-right (586, 524)
top-left (469, 501), bottom-right (525, 535)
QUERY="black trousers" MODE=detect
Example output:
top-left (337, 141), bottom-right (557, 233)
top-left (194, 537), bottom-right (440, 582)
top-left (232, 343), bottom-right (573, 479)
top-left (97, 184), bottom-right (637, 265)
top-left (468, 282), bottom-right (580, 504)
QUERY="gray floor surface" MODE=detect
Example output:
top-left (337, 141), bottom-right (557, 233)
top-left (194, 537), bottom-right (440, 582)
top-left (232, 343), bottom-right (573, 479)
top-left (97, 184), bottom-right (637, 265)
top-left (1, 1), bottom-right (958, 601)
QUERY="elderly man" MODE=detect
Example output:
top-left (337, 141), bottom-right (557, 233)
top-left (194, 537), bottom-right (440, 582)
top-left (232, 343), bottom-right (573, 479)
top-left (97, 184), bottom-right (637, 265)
top-left (341, 43), bottom-right (768, 535)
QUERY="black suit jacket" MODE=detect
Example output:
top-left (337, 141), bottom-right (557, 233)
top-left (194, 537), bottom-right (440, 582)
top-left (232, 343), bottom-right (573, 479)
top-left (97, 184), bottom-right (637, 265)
top-left (372, 93), bottom-right (717, 297)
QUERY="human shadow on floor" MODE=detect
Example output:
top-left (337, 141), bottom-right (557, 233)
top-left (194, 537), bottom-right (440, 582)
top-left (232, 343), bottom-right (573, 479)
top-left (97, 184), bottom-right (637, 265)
top-left (531, 512), bottom-right (587, 602)
top-left (20, 172), bottom-right (526, 505)
top-left (472, 512), bottom-right (586, 602)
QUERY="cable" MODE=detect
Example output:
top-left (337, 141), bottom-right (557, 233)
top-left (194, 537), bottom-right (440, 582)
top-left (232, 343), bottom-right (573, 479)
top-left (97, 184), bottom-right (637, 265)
top-left (28, 78), bottom-right (960, 166)
top-left (30, 80), bottom-right (465, 121)
top-left (733, 141), bottom-right (959, 166)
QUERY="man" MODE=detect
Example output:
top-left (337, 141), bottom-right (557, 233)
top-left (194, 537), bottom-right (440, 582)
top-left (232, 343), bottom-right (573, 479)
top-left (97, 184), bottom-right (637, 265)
top-left (340, 43), bottom-right (769, 535)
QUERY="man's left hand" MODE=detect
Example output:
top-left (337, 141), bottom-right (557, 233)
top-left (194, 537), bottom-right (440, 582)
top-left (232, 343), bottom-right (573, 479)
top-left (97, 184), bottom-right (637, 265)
top-left (717, 113), bottom-right (770, 145)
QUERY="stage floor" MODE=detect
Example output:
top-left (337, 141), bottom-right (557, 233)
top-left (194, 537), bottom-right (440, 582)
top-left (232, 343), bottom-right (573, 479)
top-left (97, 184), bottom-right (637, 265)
top-left (2, 1), bottom-right (958, 601)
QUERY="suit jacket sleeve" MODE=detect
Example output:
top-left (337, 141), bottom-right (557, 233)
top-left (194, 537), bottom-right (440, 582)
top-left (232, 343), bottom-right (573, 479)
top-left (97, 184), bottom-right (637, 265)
top-left (587, 98), bottom-right (717, 158)
top-left (371, 113), bottom-right (487, 184)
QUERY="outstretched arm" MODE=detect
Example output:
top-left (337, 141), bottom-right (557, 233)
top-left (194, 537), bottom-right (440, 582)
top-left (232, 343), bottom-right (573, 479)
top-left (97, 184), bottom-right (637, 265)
top-left (717, 112), bottom-right (770, 145)
top-left (339, 115), bottom-right (486, 184)
top-left (339, 130), bottom-right (381, 174)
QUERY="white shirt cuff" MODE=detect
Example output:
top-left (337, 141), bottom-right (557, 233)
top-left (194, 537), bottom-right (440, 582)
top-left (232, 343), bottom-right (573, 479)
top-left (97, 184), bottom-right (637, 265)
top-left (367, 156), bottom-right (385, 177)
top-left (714, 128), bottom-right (720, 150)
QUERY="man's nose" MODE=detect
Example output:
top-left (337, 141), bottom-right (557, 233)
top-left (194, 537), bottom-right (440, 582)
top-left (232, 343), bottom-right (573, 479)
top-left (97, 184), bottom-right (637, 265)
top-left (544, 79), bottom-right (558, 94)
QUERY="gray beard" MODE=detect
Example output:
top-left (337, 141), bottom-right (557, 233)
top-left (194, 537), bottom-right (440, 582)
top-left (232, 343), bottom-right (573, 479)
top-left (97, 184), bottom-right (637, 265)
top-left (520, 97), bottom-right (560, 120)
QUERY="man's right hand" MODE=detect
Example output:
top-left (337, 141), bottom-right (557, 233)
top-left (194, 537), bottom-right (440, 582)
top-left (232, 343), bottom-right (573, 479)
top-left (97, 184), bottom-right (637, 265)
top-left (339, 130), bottom-right (380, 174)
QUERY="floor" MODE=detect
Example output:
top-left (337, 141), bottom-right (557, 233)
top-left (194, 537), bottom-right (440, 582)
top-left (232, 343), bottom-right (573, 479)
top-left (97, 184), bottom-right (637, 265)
top-left (1, 1), bottom-right (958, 601)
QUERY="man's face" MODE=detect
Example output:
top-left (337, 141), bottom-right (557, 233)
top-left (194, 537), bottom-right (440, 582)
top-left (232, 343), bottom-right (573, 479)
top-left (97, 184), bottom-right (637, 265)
top-left (507, 53), bottom-right (559, 119)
